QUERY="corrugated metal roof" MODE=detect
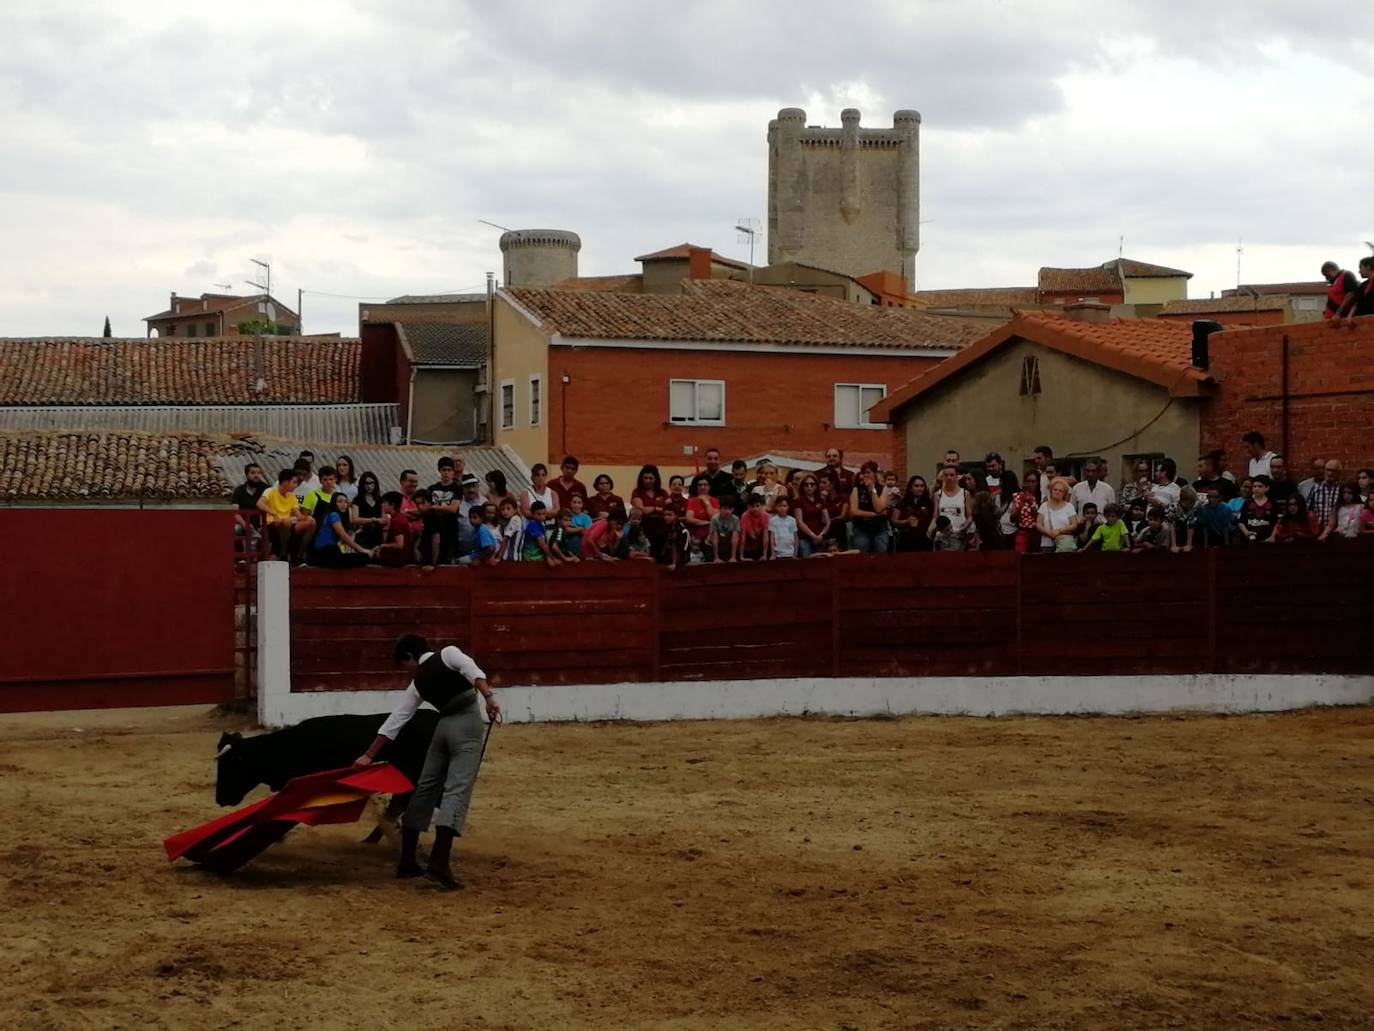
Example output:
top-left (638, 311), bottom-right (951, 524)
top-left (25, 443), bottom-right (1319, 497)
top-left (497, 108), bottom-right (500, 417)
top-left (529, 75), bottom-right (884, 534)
top-left (0, 404), bottom-right (401, 443)
top-left (217, 441), bottom-right (530, 495)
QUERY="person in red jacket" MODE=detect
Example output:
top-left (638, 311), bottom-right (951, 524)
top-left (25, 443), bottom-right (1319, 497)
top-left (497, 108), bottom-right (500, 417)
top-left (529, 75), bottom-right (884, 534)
top-left (1321, 260), bottom-right (1360, 319)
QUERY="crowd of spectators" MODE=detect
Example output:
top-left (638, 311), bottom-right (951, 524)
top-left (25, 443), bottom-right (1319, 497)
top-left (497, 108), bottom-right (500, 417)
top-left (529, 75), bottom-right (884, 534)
top-left (230, 435), bottom-right (1374, 569)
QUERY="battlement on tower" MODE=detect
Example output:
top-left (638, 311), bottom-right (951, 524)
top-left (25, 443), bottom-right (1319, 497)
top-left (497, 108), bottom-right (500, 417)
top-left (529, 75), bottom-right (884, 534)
top-left (767, 108), bottom-right (920, 285)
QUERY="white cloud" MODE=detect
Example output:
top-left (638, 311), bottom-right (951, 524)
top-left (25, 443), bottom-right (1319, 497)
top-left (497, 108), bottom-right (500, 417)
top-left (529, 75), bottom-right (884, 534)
top-left (1, 0), bottom-right (1372, 334)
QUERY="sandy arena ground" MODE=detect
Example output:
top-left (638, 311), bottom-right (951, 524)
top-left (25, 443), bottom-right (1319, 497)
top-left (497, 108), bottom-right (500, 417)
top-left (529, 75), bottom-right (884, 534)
top-left (1, 703), bottom-right (1372, 1030)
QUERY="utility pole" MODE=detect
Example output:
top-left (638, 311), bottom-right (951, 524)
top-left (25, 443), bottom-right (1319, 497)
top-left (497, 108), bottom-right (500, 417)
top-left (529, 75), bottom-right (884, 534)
top-left (297, 287), bottom-right (303, 336)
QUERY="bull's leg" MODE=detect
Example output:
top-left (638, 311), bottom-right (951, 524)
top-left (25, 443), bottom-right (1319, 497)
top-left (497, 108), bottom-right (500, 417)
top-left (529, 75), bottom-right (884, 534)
top-left (361, 793), bottom-right (409, 844)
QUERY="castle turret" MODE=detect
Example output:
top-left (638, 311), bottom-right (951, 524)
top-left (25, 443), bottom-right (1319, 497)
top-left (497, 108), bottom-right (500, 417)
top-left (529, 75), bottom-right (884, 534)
top-left (499, 229), bottom-right (581, 288)
top-left (766, 108), bottom-right (921, 287)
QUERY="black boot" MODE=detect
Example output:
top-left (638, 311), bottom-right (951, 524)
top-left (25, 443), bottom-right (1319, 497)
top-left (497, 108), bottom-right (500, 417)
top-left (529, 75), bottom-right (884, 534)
top-left (425, 827), bottom-right (464, 891)
top-left (396, 829), bottom-right (423, 879)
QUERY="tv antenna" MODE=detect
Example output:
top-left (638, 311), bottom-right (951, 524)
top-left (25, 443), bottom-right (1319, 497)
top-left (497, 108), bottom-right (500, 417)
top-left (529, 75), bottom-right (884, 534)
top-left (212, 282), bottom-right (233, 292)
top-left (735, 218), bottom-right (760, 282)
top-left (478, 219), bottom-right (514, 233)
top-left (1235, 236), bottom-right (1243, 287)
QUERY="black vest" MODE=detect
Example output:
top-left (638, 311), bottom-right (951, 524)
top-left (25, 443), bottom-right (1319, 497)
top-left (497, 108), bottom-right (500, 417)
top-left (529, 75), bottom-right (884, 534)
top-left (414, 651), bottom-right (474, 713)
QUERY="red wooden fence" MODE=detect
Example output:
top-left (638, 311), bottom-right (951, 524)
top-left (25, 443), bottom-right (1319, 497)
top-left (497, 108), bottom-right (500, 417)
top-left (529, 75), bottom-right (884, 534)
top-left (0, 510), bottom-right (238, 712)
top-left (289, 543), bottom-right (1374, 692)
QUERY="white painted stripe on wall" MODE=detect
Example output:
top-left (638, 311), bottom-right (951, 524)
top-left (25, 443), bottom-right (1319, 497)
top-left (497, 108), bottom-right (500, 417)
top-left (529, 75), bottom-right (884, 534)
top-left (257, 626), bottom-right (1373, 731)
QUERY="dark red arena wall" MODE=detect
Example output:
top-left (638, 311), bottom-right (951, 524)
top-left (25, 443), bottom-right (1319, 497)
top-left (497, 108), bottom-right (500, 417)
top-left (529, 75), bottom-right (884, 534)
top-left (0, 509), bottom-right (237, 712)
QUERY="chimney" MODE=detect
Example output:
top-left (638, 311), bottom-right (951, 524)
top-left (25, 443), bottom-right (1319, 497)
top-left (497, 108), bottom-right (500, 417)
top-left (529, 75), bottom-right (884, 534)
top-left (687, 246), bottom-right (713, 280)
top-left (170, 291), bottom-right (179, 314)
top-left (1061, 301), bottom-right (1111, 324)
top-left (1191, 320), bottom-right (1222, 370)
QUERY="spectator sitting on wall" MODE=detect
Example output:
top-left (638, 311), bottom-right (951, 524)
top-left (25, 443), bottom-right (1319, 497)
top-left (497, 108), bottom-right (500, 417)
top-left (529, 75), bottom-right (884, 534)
top-left (377, 491), bottom-right (417, 567)
top-left (1225, 478), bottom-right (1252, 518)
top-left (480, 469), bottom-right (508, 509)
top-left (231, 463), bottom-right (267, 535)
top-left (352, 471), bottom-right (386, 549)
top-left (1322, 259), bottom-right (1361, 319)
top-left (257, 468), bottom-right (315, 563)
top-left (727, 460), bottom-right (752, 511)
top-left (1075, 502), bottom-right (1101, 550)
top-left (291, 453), bottom-right (319, 502)
top-left (1327, 482), bottom-right (1365, 540)
top-left (428, 458), bottom-right (461, 563)
top-left (930, 464), bottom-right (971, 550)
top-left (550, 456), bottom-right (588, 513)
top-left (1122, 499), bottom-right (1149, 541)
top-left (455, 506), bottom-right (484, 565)
top-left (815, 448), bottom-right (855, 500)
top-left (521, 501), bottom-right (559, 565)
top-left (849, 463), bottom-right (891, 553)
top-left (1009, 472), bottom-right (1041, 553)
top-left (586, 474), bottom-right (626, 521)
top-left (1242, 432), bottom-right (1276, 478)
top-left (457, 474), bottom-right (484, 522)
top-left (1193, 451), bottom-right (1238, 501)
top-left (334, 455), bottom-right (358, 502)
top-left (1069, 458), bottom-right (1115, 513)
top-left (1308, 460), bottom-right (1343, 535)
top-left (1194, 487), bottom-right (1237, 548)
top-left (1270, 494), bottom-right (1318, 544)
top-left (1037, 477), bottom-right (1079, 553)
top-left (565, 494), bottom-right (592, 554)
top-left (689, 447), bottom-right (735, 500)
top-left (818, 477), bottom-right (848, 547)
top-left (397, 469), bottom-right (423, 534)
top-left (548, 509), bottom-right (581, 563)
top-left (738, 493), bottom-right (772, 560)
top-left (892, 475), bottom-right (933, 553)
top-left (1239, 475), bottom-right (1277, 543)
top-left (619, 507), bottom-right (653, 560)
top-left (1169, 485), bottom-right (1200, 552)
top-left (709, 495), bottom-right (741, 563)
top-left (414, 490), bottom-right (447, 567)
top-left (497, 497), bottom-right (523, 561)
top-left (1149, 459), bottom-right (1181, 509)
top-left (475, 503), bottom-right (501, 565)
top-left (752, 462), bottom-right (786, 513)
top-left (657, 506), bottom-right (692, 569)
top-left (520, 463), bottom-right (557, 523)
top-left (1297, 458), bottom-right (1324, 500)
top-left (1336, 255), bottom-right (1374, 319)
top-left (580, 510), bottom-right (626, 561)
top-left (1086, 503), bottom-right (1130, 551)
top-left (1132, 505), bottom-right (1172, 552)
top-left (930, 515), bottom-right (961, 551)
top-left (309, 493), bottom-right (377, 568)
top-left (666, 475), bottom-right (689, 518)
top-left (684, 477), bottom-right (720, 553)
top-left (303, 465), bottom-right (339, 522)
top-left (769, 496), bottom-right (800, 560)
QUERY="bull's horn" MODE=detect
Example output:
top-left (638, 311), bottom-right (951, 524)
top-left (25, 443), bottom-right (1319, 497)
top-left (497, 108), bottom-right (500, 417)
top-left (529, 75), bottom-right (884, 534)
top-left (216, 744), bottom-right (234, 758)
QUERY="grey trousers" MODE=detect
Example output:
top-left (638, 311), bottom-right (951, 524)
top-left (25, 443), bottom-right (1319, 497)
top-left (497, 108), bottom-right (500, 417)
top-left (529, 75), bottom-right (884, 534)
top-left (401, 706), bottom-right (485, 834)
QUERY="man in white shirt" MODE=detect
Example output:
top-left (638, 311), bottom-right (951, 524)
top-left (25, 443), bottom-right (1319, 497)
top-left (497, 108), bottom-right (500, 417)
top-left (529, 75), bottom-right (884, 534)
top-left (355, 634), bottom-right (501, 890)
top-left (1069, 458), bottom-right (1116, 514)
top-left (1242, 432), bottom-right (1277, 478)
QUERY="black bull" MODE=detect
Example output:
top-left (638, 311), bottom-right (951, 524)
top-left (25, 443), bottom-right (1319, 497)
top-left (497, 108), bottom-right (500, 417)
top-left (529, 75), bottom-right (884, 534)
top-left (215, 711), bottom-right (440, 840)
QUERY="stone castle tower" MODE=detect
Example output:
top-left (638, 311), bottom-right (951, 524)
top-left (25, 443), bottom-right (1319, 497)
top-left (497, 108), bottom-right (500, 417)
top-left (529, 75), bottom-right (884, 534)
top-left (499, 229), bottom-right (581, 288)
top-left (767, 108), bottom-right (920, 285)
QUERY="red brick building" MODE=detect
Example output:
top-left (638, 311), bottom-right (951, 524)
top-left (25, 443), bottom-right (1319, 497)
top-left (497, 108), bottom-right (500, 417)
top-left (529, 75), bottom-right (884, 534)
top-left (143, 292), bottom-right (300, 337)
top-left (491, 279), bottom-right (993, 484)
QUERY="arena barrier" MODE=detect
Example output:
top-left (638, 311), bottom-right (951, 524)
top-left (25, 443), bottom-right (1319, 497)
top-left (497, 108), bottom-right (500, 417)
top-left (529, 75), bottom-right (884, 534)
top-left (257, 545), bottom-right (1374, 726)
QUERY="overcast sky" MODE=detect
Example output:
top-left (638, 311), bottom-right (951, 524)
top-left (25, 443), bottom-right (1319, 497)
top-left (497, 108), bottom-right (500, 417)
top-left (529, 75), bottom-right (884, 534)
top-left (3, 0), bottom-right (1372, 337)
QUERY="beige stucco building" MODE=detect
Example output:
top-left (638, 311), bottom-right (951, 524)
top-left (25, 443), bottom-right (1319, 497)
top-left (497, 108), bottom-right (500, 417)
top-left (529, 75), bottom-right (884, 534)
top-left (872, 307), bottom-right (1216, 484)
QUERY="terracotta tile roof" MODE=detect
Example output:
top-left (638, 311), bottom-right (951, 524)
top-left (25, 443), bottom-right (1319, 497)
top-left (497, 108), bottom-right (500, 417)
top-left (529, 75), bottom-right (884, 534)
top-left (633, 243), bottom-right (751, 270)
top-left (395, 322), bottom-right (487, 367)
top-left (1158, 296), bottom-right (1285, 316)
top-left (386, 293), bottom-right (487, 304)
top-left (1224, 281), bottom-right (1328, 297)
top-left (913, 286), bottom-right (1039, 308)
top-left (504, 280), bottom-right (989, 351)
top-left (551, 274), bottom-right (645, 293)
top-left (144, 293), bottom-right (299, 323)
top-left (873, 310), bottom-right (1213, 422)
top-left (1116, 258), bottom-right (1193, 279)
top-left (1038, 265), bottom-right (1121, 294)
top-left (0, 337), bottom-right (361, 405)
top-left (0, 430), bottom-right (252, 500)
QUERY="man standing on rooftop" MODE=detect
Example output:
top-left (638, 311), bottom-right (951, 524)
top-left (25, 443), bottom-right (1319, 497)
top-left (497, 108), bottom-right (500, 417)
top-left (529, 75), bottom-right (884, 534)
top-left (1321, 261), bottom-right (1360, 320)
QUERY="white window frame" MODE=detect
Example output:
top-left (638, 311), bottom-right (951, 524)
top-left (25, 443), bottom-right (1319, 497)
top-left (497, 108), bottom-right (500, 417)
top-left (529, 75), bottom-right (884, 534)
top-left (833, 383), bottom-right (887, 429)
top-left (668, 378), bottom-right (726, 426)
top-left (499, 379), bottom-right (515, 431)
top-left (528, 374), bottom-right (542, 427)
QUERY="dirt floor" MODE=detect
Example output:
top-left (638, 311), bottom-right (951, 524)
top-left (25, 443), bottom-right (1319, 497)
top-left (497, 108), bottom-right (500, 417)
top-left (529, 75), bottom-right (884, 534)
top-left (1, 704), bottom-right (1372, 1030)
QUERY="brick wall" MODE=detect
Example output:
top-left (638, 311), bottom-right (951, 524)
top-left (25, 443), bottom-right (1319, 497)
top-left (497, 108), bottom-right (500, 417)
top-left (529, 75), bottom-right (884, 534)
top-left (546, 345), bottom-right (941, 468)
top-left (1201, 317), bottom-right (1374, 469)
